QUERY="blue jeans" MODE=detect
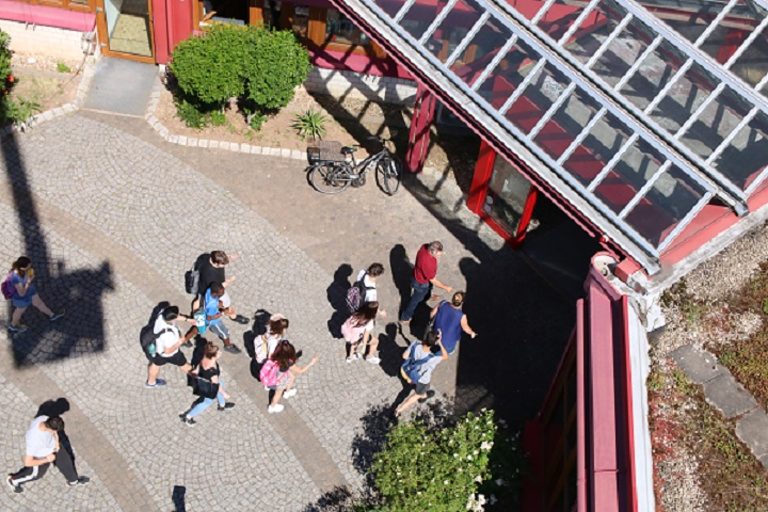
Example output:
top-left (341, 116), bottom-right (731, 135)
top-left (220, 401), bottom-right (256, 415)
top-left (188, 386), bottom-right (226, 418)
top-left (400, 279), bottom-right (431, 322)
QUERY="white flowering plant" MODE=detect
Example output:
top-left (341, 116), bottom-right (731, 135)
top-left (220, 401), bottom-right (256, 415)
top-left (369, 409), bottom-right (522, 512)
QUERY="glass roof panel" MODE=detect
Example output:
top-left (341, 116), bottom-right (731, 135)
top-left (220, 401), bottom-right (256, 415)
top-left (423, 0), bottom-right (484, 60)
top-left (373, 0), bottom-right (405, 18)
top-left (475, 42), bottom-right (539, 109)
top-left (532, 88), bottom-right (602, 160)
top-left (624, 164), bottom-right (708, 247)
top-left (450, 18), bottom-right (512, 85)
top-left (709, 108), bottom-right (768, 190)
top-left (592, 140), bottom-right (666, 213)
top-left (399, 0), bottom-right (442, 39)
top-left (503, 63), bottom-right (570, 133)
top-left (562, 112), bottom-right (634, 186)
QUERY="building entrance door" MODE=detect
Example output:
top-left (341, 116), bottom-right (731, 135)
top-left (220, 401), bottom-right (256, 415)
top-left (95, 0), bottom-right (155, 63)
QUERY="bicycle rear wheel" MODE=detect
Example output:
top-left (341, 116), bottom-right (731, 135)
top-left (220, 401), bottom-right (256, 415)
top-left (375, 155), bottom-right (402, 195)
top-left (308, 162), bottom-right (350, 194)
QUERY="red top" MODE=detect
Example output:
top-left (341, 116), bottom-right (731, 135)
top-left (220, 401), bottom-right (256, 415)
top-left (413, 244), bottom-right (437, 284)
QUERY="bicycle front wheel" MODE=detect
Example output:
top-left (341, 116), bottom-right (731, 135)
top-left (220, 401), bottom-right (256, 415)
top-left (375, 156), bottom-right (402, 195)
top-left (308, 162), bottom-right (350, 194)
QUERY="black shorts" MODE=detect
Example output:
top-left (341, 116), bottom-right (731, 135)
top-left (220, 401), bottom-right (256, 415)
top-left (152, 351), bottom-right (187, 367)
top-left (415, 382), bottom-right (430, 395)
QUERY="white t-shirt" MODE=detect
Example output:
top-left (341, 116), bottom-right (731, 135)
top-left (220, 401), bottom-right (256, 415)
top-left (356, 270), bottom-right (377, 302)
top-left (407, 341), bottom-right (442, 384)
top-left (26, 416), bottom-right (57, 459)
top-left (255, 333), bottom-right (282, 363)
top-left (154, 315), bottom-right (181, 357)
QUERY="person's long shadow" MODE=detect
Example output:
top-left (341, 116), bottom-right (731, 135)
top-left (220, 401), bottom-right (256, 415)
top-left (378, 322), bottom-right (407, 378)
top-left (388, 244), bottom-right (411, 319)
top-left (3, 131), bottom-right (114, 367)
top-left (326, 263), bottom-right (352, 338)
top-left (246, 308), bottom-right (272, 380)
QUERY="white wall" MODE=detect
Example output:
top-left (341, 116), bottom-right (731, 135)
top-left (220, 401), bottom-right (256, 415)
top-left (304, 67), bottom-right (417, 106)
top-left (0, 20), bottom-right (86, 61)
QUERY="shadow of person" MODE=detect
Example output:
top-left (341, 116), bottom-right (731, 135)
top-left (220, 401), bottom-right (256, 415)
top-left (172, 485), bottom-right (186, 512)
top-left (378, 322), bottom-right (407, 377)
top-left (388, 244), bottom-right (412, 318)
top-left (326, 264), bottom-right (353, 338)
top-left (190, 334), bottom-right (208, 368)
top-left (243, 308), bottom-right (272, 359)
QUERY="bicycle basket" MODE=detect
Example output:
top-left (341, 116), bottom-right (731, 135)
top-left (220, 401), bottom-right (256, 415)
top-left (307, 141), bottom-right (345, 164)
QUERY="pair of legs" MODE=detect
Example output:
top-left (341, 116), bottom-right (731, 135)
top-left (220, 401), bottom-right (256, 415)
top-left (268, 372), bottom-right (297, 413)
top-left (346, 335), bottom-right (380, 363)
top-left (146, 351), bottom-right (192, 387)
top-left (11, 294), bottom-right (61, 329)
top-left (208, 321), bottom-right (241, 354)
top-left (8, 447), bottom-right (86, 492)
top-left (395, 381), bottom-right (430, 416)
top-left (400, 280), bottom-right (431, 322)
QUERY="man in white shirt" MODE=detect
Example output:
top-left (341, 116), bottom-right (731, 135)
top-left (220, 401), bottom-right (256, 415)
top-left (6, 415), bottom-right (89, 493)
top-left (146, 306), bottom-right (194, 388)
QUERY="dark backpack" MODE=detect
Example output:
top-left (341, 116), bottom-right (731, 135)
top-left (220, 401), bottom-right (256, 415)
top-left (345, 274), bottom-right (374, 313)
top-left (184, 262), bottom-right (200, 295)
top-left (139, 310), bottom-right (172, 361)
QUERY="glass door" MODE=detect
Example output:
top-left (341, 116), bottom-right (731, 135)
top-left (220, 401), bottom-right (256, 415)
top-left (96, 0), bottom-right (154, 62)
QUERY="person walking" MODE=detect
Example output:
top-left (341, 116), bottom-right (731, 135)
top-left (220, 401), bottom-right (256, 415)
top-left (395, 331), bottom-right (448, 417)
top-left (430, 291), bottom-right (477, 354)
top-left (399, 241), bottom-right (452, 323)
top-left (254, 313), bottom-right (289, 365)
top-left (204, 282), bottom-right (241, 354)
top-left (341, 301), bottom-right (381, 364)
top-left (192, 250), bottom-right (248, 324)
top-left (349, 263), bottom-right (387, 317)
top-left (181, 342), bottom-right (235, 426)
top-left (146, 306), bottom-right (194, 388)
top-left (4, 257), bottom-right (64, 333)
top-left (6, 415), bottom-right (89, 493)
top-left (261, 340), bottom-right (318, 414)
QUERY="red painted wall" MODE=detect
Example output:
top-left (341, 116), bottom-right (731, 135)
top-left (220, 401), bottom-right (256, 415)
top-left (152, 0), bottom-right (192, 64)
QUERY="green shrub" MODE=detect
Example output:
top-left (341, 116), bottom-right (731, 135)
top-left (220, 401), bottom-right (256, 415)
top-left (174, 98), bottom-right (208, 129)
top-left (370, 409), bottom-right (520, 512)
top-left (292, 109), bottom-right (327, 140)
top-left (248, 111), bottom-right (268, 131)
top-left (1, 97), bottom-right (40, 124)
top-left (170, 25), bottom-right (309, 118)
top-left (209, 109), bottom-right (226, 127)
top-left (56, 62), bottom-right (71, 73)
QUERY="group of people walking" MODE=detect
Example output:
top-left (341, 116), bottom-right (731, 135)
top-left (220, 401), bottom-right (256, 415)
top-left (4, 239), bottom-right (477, 492)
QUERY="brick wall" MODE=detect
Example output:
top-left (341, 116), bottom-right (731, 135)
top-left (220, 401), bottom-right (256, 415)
top-left (304, 67), bottom-right (416, 106)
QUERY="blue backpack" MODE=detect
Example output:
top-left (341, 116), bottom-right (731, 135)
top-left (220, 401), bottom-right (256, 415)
top-left (401, 343), bottom-right (436, 384)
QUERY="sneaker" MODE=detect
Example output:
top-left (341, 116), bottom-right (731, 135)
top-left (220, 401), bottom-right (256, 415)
top-left (144, 378), bottom-right (167, 389)
top-left (283, 389), bottom-right (297, 399)
top-left (181, 416), bottom-right (196, 426)
top-left (6, 476), bottom-right (22, 494)
top-left (267, 404), bottom-right (284, 414)
top-left (223, 344), bottom-right (242, 354)
top-left (217, 402), bottom-right (235, 411)
top-left (181, 340), bottom-right (193, 349)
top-left (68, 476), bottom-right (90, 487)
top-left (366, 356), bottom-right (381, 365)
top-left (232, 314), bottom-right (250, 325)
top-left (418, 390), bottom-right (436, 403)
top-left (346, 353), bottom-right (360, 363)
top-left (8, 324), bottom-right (27, 333)
top-left (49, 312), bottom-right (65, 322)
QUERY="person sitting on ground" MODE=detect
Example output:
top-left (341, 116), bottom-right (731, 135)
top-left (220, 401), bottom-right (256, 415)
top-left (430, 291), bottom-right (477, 355)
top-left (254, 313), bottom-right (289, 365)
top-left (5, 256), bottom-right (64, 333)
top-left (341, 301), bottom-right (381, 364)
top-left (6, 415), bottom-right (89, 493)
top-left (192, 250), bottom-right (248, 324)
top-left (146, 306), bottom-right (194, 388)
top-left (264, 340), bottom-right (318, 414)
top-left (395, 330), bottom-right (448, 417)
top-left (181, 342), bottom-right (235, 426)
top-left (204, 282), bottom-right (241, 354)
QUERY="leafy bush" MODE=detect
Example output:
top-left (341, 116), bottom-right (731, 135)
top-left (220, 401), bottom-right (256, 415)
top-left (174, 97), bottom-right (208, 129)
top-left (370, 409), bottom-right (521, 512)
top-left (2, 97), bottom-right (40, 124)
top-left (0, 30), bottom-right (40, 126)
top-left (56, 62), bottom-right (71, 73)
top-left (248, 111), bottom-right (268, 131)
top-left (170, 25), bottom-right (309, 116)
top-left (292, 109), bottom-right (327, 140)
top-left (209, 109), bottom-right (226, 127)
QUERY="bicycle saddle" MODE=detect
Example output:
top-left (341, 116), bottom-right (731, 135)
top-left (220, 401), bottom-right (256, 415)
top-left (341, 146), bottom-right (358, 155)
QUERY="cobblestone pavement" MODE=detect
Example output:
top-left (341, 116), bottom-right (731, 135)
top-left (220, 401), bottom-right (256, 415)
top-left (0, 111), bottom-right (576, 511)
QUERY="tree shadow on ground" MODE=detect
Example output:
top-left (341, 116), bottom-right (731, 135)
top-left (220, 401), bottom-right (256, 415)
top-left (327, 263), bottom-right (352, 338)
top-left (3, 131), bottom-right (114, 367)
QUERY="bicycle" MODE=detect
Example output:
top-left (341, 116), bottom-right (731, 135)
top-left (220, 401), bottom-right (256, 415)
top-left (305, 137), bottom-right (403, 195)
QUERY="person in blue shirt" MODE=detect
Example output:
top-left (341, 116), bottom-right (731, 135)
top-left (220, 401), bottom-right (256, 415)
top-left (204, 282), bottom-right (241, 354)
top-left (6, 256), bottom-right (63, 333)
top-left (429, 291), bottom-right (477, 355)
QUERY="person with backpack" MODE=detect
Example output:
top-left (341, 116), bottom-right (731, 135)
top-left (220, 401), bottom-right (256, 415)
top-left (400, 241), bottom-right (452, 324)
top-left (181, 342), bottom-right (235, 426)
top-left (253, 313), bottom-right (289, 366)
top-left (145, 306), bottom-right (194, 388)
top-left (347, 263), bottom-right (387, 317)
top-left (395, 330), bottom-right (448, 417)
top-left (430, 291), bottom-right (477, 355)
top-left (260, 340), bottom-right (318, 414)
top-left (341, 301), bottom-right (380, 364)
top-left (204, 282), bottom-right (241, 354)
top-left (189, 251), bottom-right (248, 324)
top-left (3, 257), bottom-right (64, 333)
